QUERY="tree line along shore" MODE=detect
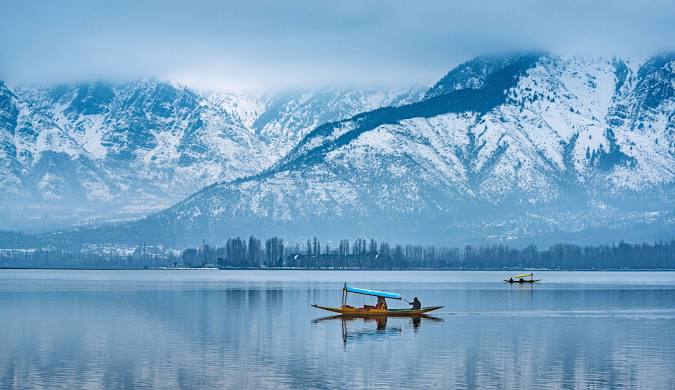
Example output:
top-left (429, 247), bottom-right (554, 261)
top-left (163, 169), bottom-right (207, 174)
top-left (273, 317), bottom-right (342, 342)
top-left (1, 237), bottom-right (674, 270)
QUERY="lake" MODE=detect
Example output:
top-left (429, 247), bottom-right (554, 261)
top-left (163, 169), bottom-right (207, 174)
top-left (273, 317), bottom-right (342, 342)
top-left (1, 270), bottom-right (674, 389)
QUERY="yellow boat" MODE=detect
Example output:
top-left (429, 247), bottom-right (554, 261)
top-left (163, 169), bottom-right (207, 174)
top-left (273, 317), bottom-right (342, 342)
top-left (311, 304), bottom-right (443, 316)
top-left (504, 273), bottom-right (541, 283)
top-left (312, 284), bottom-right (443, 317)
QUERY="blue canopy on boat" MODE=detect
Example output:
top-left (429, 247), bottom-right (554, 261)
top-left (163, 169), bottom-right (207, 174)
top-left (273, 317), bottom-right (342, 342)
top-left (344, 284), bottom-right (402, 300)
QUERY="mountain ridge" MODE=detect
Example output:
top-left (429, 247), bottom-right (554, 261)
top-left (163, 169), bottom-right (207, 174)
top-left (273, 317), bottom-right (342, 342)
top-left (135, 55), bottom-right (673, 247)
top-left (1, 52), bottom-right (674, 248)
top-left (0, 80), bottom-right (423, 231)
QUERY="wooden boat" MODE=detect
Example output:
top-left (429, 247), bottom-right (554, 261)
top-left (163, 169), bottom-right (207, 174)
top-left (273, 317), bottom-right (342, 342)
top-left (312, 304), bottom-right (443, 316)
top-left (312, 284), bottom-right (443, 317)
top-left (504, 273), bottom-right (541, 283)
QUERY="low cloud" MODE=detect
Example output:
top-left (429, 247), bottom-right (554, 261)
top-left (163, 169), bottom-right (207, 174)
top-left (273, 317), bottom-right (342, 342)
top-left (1, 0), bottom-right (673, 91)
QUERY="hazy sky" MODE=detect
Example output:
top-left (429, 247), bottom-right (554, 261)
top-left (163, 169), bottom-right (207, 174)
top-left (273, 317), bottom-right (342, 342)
top-left (1, 0), bottom-right (673, 91)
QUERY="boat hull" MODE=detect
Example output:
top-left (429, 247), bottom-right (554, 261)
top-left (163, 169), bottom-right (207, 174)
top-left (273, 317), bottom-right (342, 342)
top-left (312, 304), bottom-right (443, 316)
top-left (504, 279), bottom-right (541, 283)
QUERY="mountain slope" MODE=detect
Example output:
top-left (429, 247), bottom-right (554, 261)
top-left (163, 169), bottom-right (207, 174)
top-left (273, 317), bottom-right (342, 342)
top-left (0, 81), bottom-right (422, 230)
top-left (111, 53), bottom-right (675, 246)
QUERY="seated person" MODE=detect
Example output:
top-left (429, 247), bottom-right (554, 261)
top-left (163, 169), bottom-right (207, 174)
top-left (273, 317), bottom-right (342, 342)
top-left (375, 296), bottom-right (387, 309)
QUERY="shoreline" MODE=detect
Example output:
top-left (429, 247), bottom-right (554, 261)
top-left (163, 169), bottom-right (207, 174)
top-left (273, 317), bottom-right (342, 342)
top-left (2, 267), bottom-right (675, 272)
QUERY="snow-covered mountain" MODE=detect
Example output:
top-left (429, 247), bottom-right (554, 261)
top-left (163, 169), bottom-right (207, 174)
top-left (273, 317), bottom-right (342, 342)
top-left (0, 80), bottom-right (423, 230)
top-left (212, 88), bottom-right (426, 161)
top-left (102, 53), bottom-right (674, 246)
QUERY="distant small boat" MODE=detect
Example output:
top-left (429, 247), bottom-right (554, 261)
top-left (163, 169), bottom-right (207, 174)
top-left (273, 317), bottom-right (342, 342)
top-left (312, 284), bottom-right (443, 317)
top-left (504, 273), bottom-right (541, 283)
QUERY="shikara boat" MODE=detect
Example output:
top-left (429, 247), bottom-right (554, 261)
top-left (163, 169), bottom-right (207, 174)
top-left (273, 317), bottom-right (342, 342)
top-left (312, 284), bottom-right (443, 316)
top-left (504, 273), bottom-right (541, 283)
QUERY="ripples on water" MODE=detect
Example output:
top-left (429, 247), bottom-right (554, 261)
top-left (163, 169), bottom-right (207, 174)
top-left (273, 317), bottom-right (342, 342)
top-left (1, 270), bottom-right (674, 389)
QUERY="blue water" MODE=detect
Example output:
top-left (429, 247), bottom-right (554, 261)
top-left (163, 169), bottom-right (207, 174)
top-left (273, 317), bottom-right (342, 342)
top-left (1, 270), bottom-right (674, 389)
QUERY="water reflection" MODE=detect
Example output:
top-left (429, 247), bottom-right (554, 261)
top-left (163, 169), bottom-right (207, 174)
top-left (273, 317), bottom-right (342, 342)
top-left (0, 270), bottom-right (674, 389)
top-left (312, 315), bottom-right (443, 345)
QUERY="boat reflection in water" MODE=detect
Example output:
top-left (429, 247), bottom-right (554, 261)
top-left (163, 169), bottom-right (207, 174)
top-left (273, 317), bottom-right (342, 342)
top-left (312, 314), bottom-right (443, 345)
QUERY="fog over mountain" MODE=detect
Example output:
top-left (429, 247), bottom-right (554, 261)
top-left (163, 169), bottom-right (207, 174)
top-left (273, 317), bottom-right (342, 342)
top-left (2, 1), bottom-right (674, 90)
top-left (6, 52), bottom-right (668, 248)
top-left (1, 1), bottom-right (674, 248)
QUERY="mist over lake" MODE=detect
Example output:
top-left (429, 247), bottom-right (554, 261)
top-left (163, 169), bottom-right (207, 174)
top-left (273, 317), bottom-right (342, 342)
top-left (1, 270), bottom-right (674, 389)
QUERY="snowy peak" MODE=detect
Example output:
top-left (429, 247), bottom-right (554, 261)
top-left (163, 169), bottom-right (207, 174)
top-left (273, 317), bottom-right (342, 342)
top-left (63, 82), bottom-right (116, 117)
top-left (636, 54), bottom-right (674, 110)
top-left (248, 86), bottom-right (427, 160)
top-left (0, 80), bottom-right (426, 230)
top-left (425, 53), bottom-right (544, 99)
top-left (124, 53), bottom-right (675, 246)
top-left (2, 53), bottom-right (673, 245)
top-left (274, 54), bottom-right (542, 174)
top-left (0, 82), bottom-right (18, 130)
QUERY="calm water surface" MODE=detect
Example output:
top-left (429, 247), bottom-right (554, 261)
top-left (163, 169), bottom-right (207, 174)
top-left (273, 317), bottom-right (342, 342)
top-left (1, 270), bottom-right (674, 389)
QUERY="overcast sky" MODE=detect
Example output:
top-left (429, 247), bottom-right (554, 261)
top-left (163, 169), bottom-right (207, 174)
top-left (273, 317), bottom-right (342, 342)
top-left (1, 0), bottom-right (673, 91)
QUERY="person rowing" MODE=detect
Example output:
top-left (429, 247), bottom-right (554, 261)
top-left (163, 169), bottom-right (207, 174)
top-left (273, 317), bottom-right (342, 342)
top-left (407, 297), bottom-right (421, 310)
